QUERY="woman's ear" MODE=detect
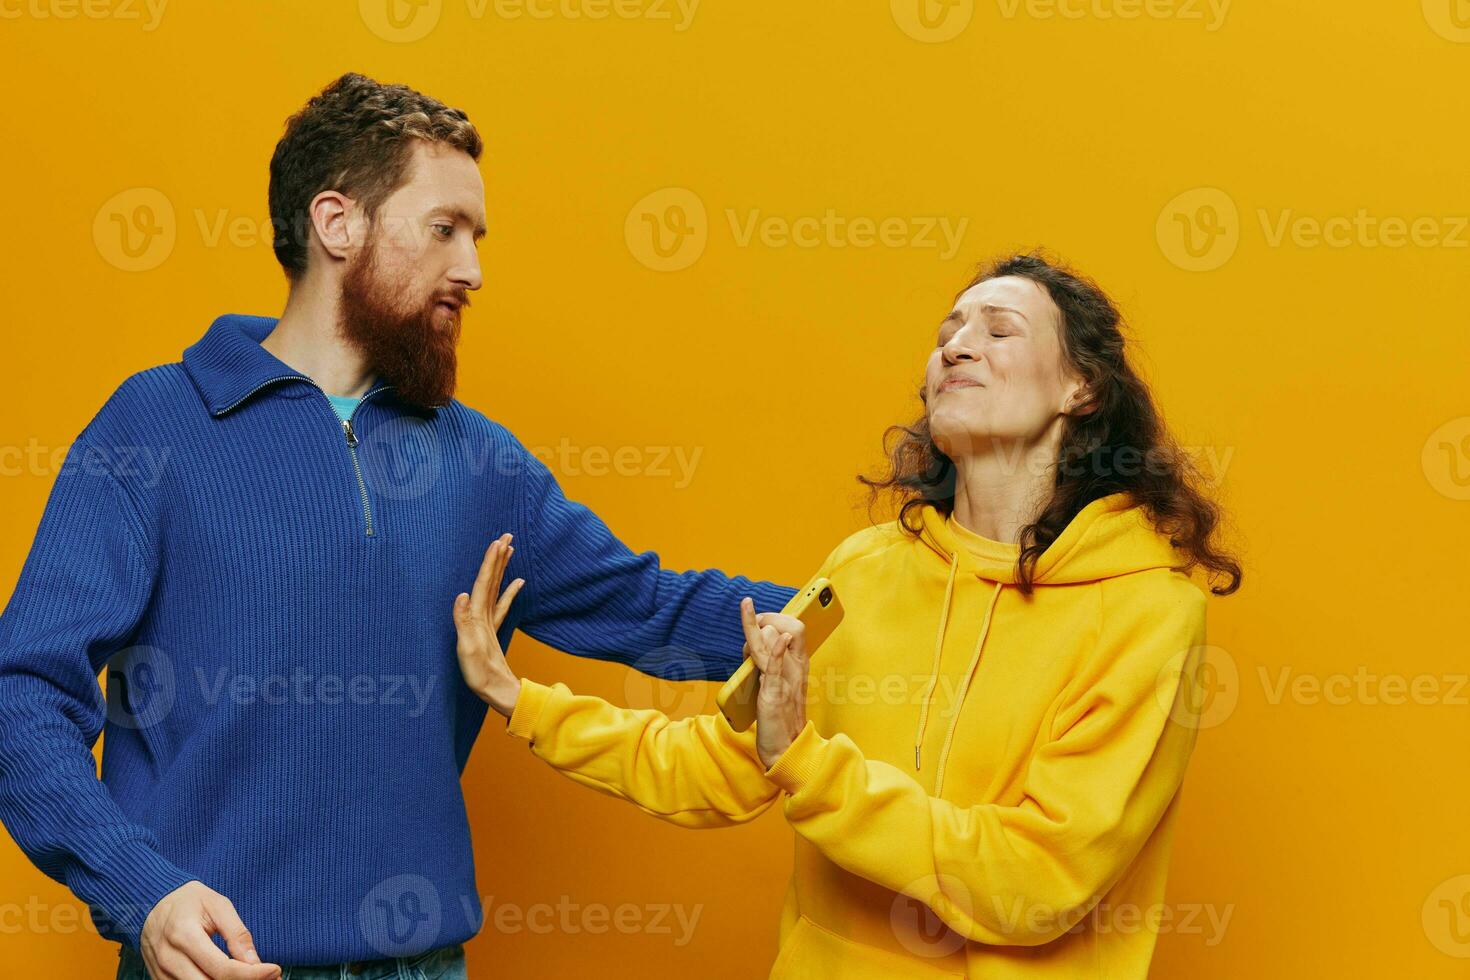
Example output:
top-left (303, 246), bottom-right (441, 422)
top-left (1061, 379), bottom-right (1097, 417)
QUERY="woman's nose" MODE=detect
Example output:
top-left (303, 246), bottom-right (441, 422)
top-left (942, 338), bottom-right (978, 364)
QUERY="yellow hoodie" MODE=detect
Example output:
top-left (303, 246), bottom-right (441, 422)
top-left (505, 492), bottom-right (1209, 978)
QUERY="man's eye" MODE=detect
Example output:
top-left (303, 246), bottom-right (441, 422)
top-left (433, 224), bottom-right (453, 238)
top-left (989, 332), bottom-right (1009, 338)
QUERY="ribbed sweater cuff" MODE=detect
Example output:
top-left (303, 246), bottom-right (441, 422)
top-left (506, 679), bottom-right (554, 742)
top-left (87, 840), bottom-right (201, 949)
top-left (763, 720), bottom-right (828, 793)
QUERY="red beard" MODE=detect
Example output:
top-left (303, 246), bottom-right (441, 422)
top-left (338, 236), bottom-right (466, 410)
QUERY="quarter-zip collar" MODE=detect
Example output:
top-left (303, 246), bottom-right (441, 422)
top-left (182, 313), bottom-right (397, 417)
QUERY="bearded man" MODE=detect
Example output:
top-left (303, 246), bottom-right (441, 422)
top-left (0, 72), bottom-right (795, 980)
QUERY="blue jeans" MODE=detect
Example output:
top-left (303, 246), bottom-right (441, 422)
top-left (117, 943), bottom-right (467, 980)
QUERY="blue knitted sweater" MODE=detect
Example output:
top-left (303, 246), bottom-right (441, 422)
top-left (0, 314), bottom-right (796, 965)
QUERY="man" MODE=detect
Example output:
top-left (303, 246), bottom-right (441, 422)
top-left (0, 72), bottom-right (795, 980)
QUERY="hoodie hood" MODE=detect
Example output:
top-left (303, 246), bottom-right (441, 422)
top-left (917, 491), bottom-right (1186, 585)
top-left (910, 492), bottom-right (1188, 788)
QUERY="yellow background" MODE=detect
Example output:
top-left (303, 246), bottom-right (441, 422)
top-left (2, 0), bottom-right (1468, 976)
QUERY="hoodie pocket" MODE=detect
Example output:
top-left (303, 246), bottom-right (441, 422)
top-left (769, 915), bottom-right (967, 979)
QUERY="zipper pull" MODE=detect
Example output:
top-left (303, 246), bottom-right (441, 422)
top-left (342, 419), bottom-right (358, 448)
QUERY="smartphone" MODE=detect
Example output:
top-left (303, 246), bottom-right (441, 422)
top-left (716, 578), bottom-right (843, 732)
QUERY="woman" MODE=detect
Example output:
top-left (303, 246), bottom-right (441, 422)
top-left (453, 252), bottom-right (1242, 978)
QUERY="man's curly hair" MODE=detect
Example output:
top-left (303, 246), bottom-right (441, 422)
top-left (268, 72), bottom-right (483, 281)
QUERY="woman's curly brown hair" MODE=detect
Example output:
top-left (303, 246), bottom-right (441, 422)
top-left (860, 251), bottom-right (1242, 597)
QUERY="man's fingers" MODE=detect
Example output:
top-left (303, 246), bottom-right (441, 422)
top-left (173, 930), bottom-right (278, 980)
top-left (196, 895), bottom-right (282, 980)
top-left (150, 946), bottom-right (212, 980)
top-left (213, 903), bottom-right (260, 965)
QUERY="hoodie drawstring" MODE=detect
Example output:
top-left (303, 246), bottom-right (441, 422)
top-left (934, 579), bottom-right (1003, 798)
top-left (913, 549), bottom-right (1005, 798)
top-left (914, 553), bottom-right (958, 771)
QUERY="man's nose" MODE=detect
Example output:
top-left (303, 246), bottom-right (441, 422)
top-left (449, 249), bottom-right (482, 292)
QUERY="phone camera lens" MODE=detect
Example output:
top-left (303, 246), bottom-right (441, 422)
top-left (818, 587), bottom-right (833, 607)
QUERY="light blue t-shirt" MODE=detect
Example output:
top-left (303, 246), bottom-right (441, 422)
top-left (327, 394), bottom-right (362, 422)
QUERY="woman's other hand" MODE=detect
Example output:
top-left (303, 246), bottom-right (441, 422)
top-left (741, 598), bottom-right (810, 769)
top-left (453, 533), bottom-right (526, 718)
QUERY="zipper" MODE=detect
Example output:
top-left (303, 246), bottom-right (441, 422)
top-left (340, 414), bottom-right (375, 536)
top-left (331, 388), bottom-right (394, 537)
top-left (214, 375), bottom-right (304, 416)
top-left (214, 374), bottom-right (393, 538)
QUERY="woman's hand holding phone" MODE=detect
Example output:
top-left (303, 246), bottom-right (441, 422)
top-left (453, 533), bottom-right (526, 719)
top-left (740, 598), bottom-right (811, 769)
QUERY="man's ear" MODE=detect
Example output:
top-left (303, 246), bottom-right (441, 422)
top-left (308, 190), bottom-right (356, 263)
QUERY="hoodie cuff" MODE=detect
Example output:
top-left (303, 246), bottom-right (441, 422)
top-left (762, 720), bottom-right (829, 793)
top-left (506, 679), bottom-right (553, 742)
